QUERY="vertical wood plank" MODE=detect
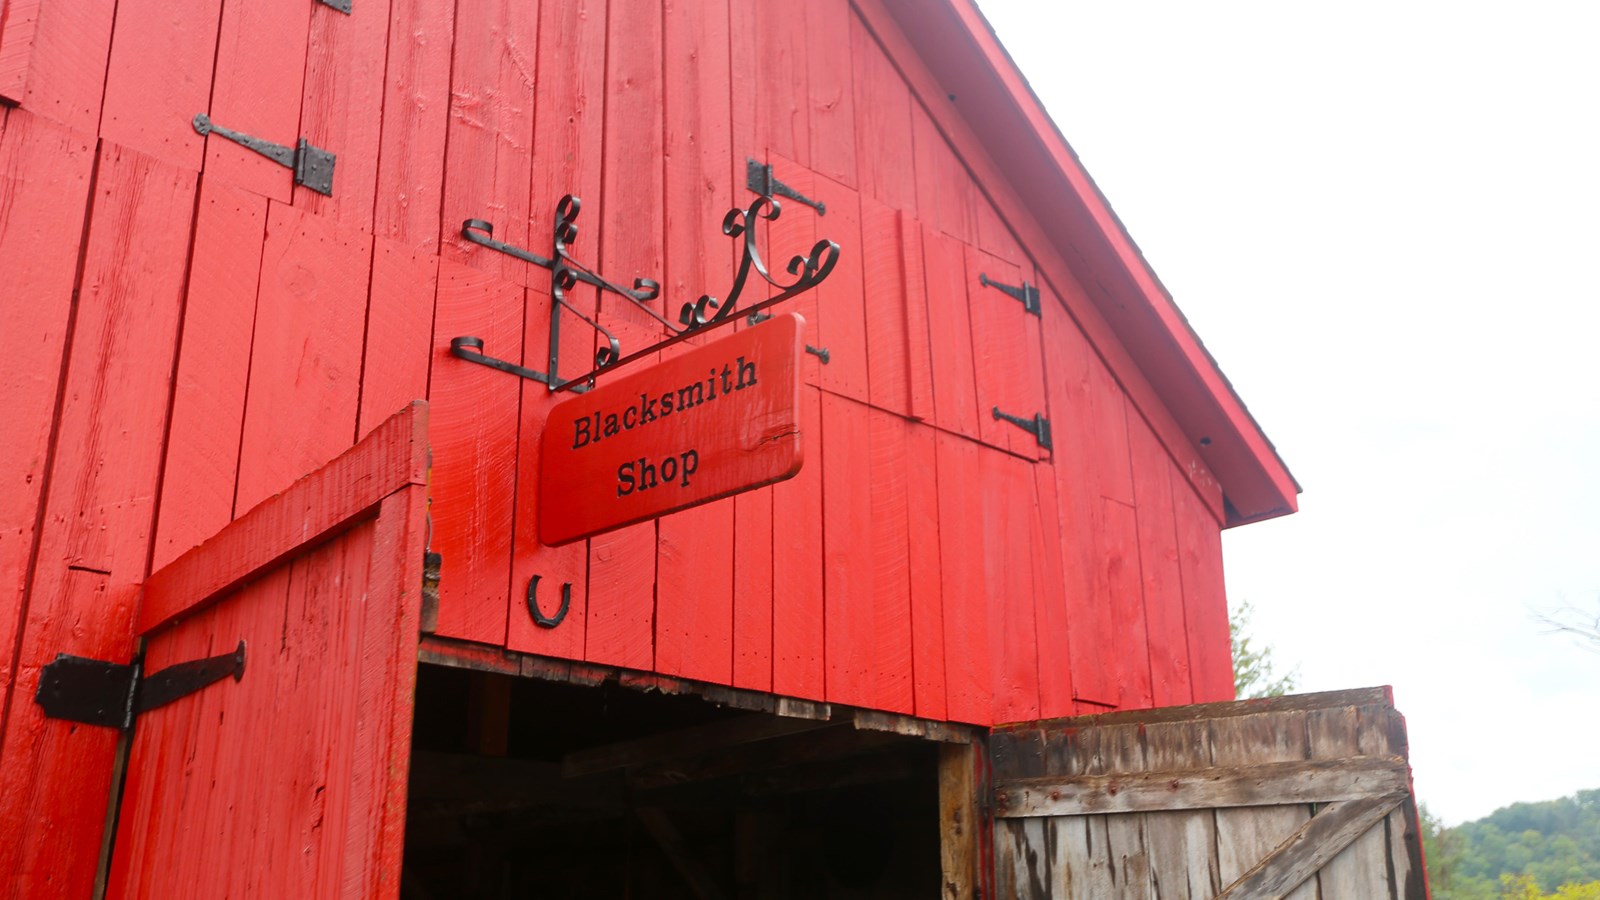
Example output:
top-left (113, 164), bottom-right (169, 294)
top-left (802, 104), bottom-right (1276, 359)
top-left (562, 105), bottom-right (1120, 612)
top-left (438, 0), bottom-right (538, 282)
top-left (939, 742), bottom-right (980, 900)
top-left (1211, 711), bottom-right (1316, 900)
top-left (935, 431), bottom-right (990, 725)
top-left (1029, 460), bottom-right (1075, 719)
top-left (234, 202), bottom-right (370, 513)
top-left (1311, 704), bottom-right (1396, 897)
top-left (754, 0), bottom-right (808, 167)
top-left (99, 0), bottom-right (226, 169)
top-left (0, 111), bottom-right (94, 727)
top-left (808, 172), bottom-right (870, 403)
top-left (0, 143), bottom-right (195, 899)
top-left (860, 195), bottom-right (909, 415)
top-left (771, 384), bottom-right (825, 699)
top-left (1100, 496), bottom-right (1155, 710)
top-left (1142, 720), bottom-right (1222, 899)
top-left (1128, 406), bottom-right (1194, 707)
top-left (654, 0), bottom-right (736, 685)
top-left (864, 409), bottom-right (915, 711)
top-left (968, 244), bottom-right (1045, 458)
top-left (356, 240), bottom-right (437, 439)
top-left (427, 261), bottom-right (521, 645)
top-left (4, 0), bottom-right (116, 133)
top-left (922, 227), bottom-right (981, 438)
top-left (804, 0), bottom-right (855, 188)
top-left (905, 421), bottom-right (946, 720)
top-left (296, 0), bottom-right (394, 229)
top-left (731, 483), bottom-right (774, 692)
top-left (203, 0), bottom-right (310, 201)
top-left (0, 0), bottom-right (40, 102)
top-left (152, 179), bottom-right (269, 570)
top-left (372, 0), bottom-right (454, 254)
top-left (849, 14), bottom-right (915, 210)
top-left (899, 210), bottom-right (936, 421)
top-left (822, 393), bottom-right (872, 707)
top-left (582, 0), bottom-right (662, 673)
top-left (986, 451), bottom-right (1041, 723)
top-left (1173, 466), bottom-right (1234, 702)
top-left (507, 284), bottom-right (590, 663)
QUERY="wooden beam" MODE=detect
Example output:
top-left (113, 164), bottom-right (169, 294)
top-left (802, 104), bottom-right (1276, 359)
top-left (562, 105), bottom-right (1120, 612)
top-left (1216, 793), bottom-right (1408, 900)
top-left (562, 714), bottom-right (837, 778)
top-left (939, 742), bottom-right (980, 900)
top-left (408, 750), bottom-right (623, 812)
top-left (140, 400), bottom-right (428, 633)
top-left (995, 756), bottom-right (1410, 818)
top-left (991, 687), bottom-right (1395, 734)
top-left (627, 726), bottom-right (905, 790)
top-left (635, 807), bottom-right (730, 900)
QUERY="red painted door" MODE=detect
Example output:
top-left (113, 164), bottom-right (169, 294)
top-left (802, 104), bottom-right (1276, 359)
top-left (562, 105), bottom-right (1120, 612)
top-left (105, 402), bottom-right (429, 899)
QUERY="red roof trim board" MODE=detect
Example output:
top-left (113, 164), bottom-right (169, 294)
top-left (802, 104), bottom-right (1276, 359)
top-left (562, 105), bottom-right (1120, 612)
top-left (877, 0), bottom-right (1301, 526)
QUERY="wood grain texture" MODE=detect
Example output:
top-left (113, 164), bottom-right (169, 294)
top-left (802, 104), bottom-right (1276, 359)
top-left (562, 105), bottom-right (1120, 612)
top-left (0, 143), bottom-right (196, 900)
top-left (770, 384), bottom-right (825, 700)
top-left (372, 0), bottom-right (454, 253)
top-left (141, 402), bottom-right (428, 634)
top-left (938, 742), bottom-right (979, 900)
top-left (234, 202), bottom-right (370, 513)
top-left (1173, 462), bottom-right (1234, 702)
top-left (1216, 795), bottom-right (1407, 900)
top-left (1212, 710), bottom-right (1318, 900)
top-left (753, 0), bottom-right (808, 168)
top-left (1028, 461), bottom-right (1074, 719)
top-left (98, 0), bottom-right (226, 169)
top-left (804, 0), bottom-right (855, 187)
top-left (859, 195), bottom-right (910, 414)
top-left (0, 110), bottom-right (94, 730)
top-left (808, 172), bottom-right (870, 403)
top-left (152, 180), bottom-right (268, 571)
top-left (507, 282), bottom-right (590, 662)
top-left (356, 239), bottom-right (437, 440)
top-left (922, 226), bottom-right (980, 439)
top-left (438, 0), bottom-right (537, 281)
top-left (4, 0), bottom-right (115, 132)
top-left (935, 431), bottom-right (990, 725)
top-left (849, 12), bottom-right (914, 210)
top-left (654, 0), bottom-right (735, 685)
top-left (905, 421), bottom-right (947, 720)
top-left (109, 472), bottom-right (425, 899)
top-left (1128, 404), bottom-right (1195, 708)
top-left (203, 0), bottom-right (309, 201)
top-left (426, 262), bottom-right (521, 645)
top-left (731, 482), bottom-right (774, 692)
top-left (986, 450), bottom-right (1041, 724)
top-left (296, 0), bottom-right (393, 228)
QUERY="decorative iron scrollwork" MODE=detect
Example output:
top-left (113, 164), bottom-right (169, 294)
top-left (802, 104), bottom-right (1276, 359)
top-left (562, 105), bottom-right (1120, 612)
top-left (453, 188), bottom-right (839, 392)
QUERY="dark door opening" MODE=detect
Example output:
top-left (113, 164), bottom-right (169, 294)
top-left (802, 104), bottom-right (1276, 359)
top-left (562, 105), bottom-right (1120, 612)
top-left (402, 663), bottom-right (946, 899)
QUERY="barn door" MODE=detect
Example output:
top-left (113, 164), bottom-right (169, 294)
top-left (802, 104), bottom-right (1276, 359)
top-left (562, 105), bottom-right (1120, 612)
top-left (102, 402), bottom-right (428, 899)
top-left (988, 687), bottom-right (1427, 900)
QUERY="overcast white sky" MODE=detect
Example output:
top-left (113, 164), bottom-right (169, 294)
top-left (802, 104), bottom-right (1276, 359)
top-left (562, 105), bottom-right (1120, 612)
top-left (975, 1), bottom-right (1600, 825)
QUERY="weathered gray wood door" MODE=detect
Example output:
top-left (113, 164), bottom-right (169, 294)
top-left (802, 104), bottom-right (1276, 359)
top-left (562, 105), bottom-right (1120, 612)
top-left (989, 687), bottom-right (1427, 899)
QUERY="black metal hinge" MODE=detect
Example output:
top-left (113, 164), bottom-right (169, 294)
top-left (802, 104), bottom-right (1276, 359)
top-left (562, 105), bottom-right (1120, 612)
top-left (192, 114), bottom-right (336, 195)
top-left (747, 310), bottom-right (830, 362)
top-left (978, 273), bottom-right (1041, 317)
top-left (747, 159), bottom-right (826, 216)
top-left (35, 641), bottom-right (246, 731)
top-left (992, 407), bottom-right (1052, 451)
top-left (317, 0), bottom-right (352, 13)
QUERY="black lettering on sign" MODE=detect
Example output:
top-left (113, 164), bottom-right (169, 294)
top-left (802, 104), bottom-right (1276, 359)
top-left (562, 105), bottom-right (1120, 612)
top-left (616, 449), bottom-right (701, 497)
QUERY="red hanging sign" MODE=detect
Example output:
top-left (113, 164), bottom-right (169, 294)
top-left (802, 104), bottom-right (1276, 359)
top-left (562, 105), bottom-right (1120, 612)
top-left (539, 313), bottom-right (805, 545)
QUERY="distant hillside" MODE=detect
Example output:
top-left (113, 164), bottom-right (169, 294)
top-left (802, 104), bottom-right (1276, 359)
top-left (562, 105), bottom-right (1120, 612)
top-left (1425, 790), bottom-right (1600, 899)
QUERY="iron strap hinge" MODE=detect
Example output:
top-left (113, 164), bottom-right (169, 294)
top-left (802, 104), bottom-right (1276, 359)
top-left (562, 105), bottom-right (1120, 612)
top-left (978, 273), bottom-right (1041, 317)
top-left (992, 407), bottom-right (1052, 451)
top-left (317, 0), bottom-right (352, 13)
top-left (192, 114), bottom-right (336, 195)
top-left (746, 159), bottom-right (826, 216)
top-left (35, 641), bottom-right (247, 731)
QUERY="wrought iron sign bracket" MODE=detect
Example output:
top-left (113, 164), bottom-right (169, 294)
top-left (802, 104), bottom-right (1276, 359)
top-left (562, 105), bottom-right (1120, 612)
top-left (747, 159), bottom-right (826, 215)
top-left (317, 0), bottom-right (352, 13)
top-left (192, 114), bottom-right (336, 195)
top-left (456, 189), bottom-right (839, 393)
top-left (35, 640), bottom-right (247, 731)
top-left (992, 407), bottom-right (1052, 451)
top-left (979, 273), bottom-right (1041, 317)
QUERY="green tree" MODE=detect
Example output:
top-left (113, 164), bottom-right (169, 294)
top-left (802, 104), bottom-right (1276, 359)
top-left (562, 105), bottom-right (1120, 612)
top-left (1230, 600), bottom-right (1298, 698)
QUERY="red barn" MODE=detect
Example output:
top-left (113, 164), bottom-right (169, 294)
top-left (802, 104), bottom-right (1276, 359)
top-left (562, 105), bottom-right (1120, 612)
top-left (0, 0), bottom-right (1427, 896)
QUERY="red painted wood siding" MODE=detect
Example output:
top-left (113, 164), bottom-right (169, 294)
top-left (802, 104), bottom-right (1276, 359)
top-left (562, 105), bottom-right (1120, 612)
top-left (0, 0), bottom-right (1250, 884)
